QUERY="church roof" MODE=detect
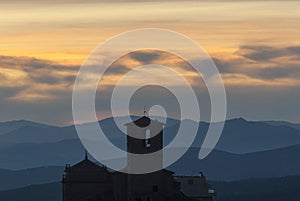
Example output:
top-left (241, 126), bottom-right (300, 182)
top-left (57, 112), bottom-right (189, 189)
top-left (65, 154), bottom-right (106, 173)
top-left (125, 116), bottom-right (164, 128)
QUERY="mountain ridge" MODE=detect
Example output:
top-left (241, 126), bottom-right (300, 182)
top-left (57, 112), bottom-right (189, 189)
top-left (0, 141), bottom-right (300, 181)
top-left (1, 117), bottom-right (300, 154)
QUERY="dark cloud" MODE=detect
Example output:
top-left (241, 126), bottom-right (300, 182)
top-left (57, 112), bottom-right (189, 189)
top-left (0, 86), bottom-right (26, 99)
top-left (236, 45), bottom-right (300, 61)
top-left (0, 55), bottom-right (79, 103)
top-left (0, 55), bottom-right (79, 85)
top-left (0, 55), bottom-right (78, 71)
top-left (128, 50), bottom-right (199, 75)
top-left (214, 57), bottom-right (300, 80)
top-left (85, 51), bottom-right (163, 79)
top-left (104, 64), bottom-right (131, 76)
top-left (129, 51), bottom-right (162, 64)
top-left (257, 65), bottom-right (300, 80)
top-left (215, 45), bottom-right (300, 80)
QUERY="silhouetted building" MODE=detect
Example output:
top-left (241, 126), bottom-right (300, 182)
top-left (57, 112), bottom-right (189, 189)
top-left (174, 173), bottom-right (216, 201)
top-left (62, 116), bottom-right (215, 201)
top-left (62, 153), bottom-right (114, 201)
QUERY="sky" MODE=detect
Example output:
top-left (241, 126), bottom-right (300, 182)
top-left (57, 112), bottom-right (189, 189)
top-left (0, 0), bottom-right (300, 125)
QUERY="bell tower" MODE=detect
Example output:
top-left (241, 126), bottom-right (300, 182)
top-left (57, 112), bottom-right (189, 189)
top-left (124, 113), bottom-right (164, 172)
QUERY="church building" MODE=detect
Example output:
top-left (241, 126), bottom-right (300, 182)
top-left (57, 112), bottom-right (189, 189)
top-left (62, 115), bottom-right (215, 201)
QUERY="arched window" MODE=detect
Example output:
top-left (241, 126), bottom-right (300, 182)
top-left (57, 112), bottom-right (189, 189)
top-left (145, 129), bottom-right (151, 148)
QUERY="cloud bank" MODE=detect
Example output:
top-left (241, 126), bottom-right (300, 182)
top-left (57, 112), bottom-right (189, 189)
top-left (0, 45), bottom-right (300, 124)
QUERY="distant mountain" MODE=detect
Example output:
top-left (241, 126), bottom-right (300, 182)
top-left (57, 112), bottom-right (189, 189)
top-left (2, 176), bottom-right (300, 201)
top-left (0, 139), bottom-right (86, 169)
top-left (0, 182), bottom-right (61, 201)
top-left (170, 145), bottom-right (300, 180)
top-left (0, 120), bottom-right (54, 135)
top-left (0, 166), bottom-right (64, 191)
top-left (1, 117), bottom-right (300, 154)
top-left (1, 138), bottom-right (300, 181)
top-left (263, 120), bottom-right (300, 131)
top-left (165, 117), bottom-right (300, 153)
top-left (0, 116), bottom-right (142, 147)
top-left (213, 118), bottom-right (300, 153)
top-left (0, 126), bottom-right (77, 146)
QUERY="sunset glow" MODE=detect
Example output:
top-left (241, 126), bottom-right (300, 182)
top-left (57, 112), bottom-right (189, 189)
top-left (1, 0), bottom-right (300, 124)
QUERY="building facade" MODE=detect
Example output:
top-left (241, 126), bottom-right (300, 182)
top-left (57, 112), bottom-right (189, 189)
top-left (62, 116), bottom-right (215, 201)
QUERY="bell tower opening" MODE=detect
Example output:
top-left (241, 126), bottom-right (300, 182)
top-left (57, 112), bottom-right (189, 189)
top-left (145, 129), bottom-right (151, 149)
